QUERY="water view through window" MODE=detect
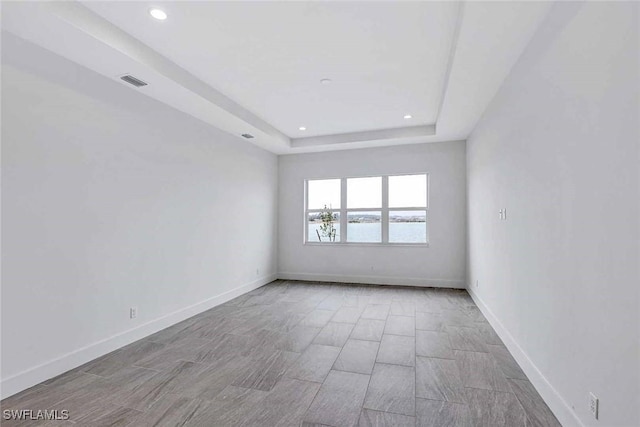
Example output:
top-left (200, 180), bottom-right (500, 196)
top-left (306, 174), bottom-right (428, 244)
top-left (389, 211), bottom-right (427, 243)
top-left (348, 211), bottom-right (381, 243)
top-left (308, 212), bottom-right (341, 242)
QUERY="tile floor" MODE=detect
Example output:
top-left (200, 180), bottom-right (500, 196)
top-left (1, 280), bottom-right (562, 426)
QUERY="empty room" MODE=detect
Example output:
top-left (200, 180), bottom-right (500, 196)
top-left (1, 1), bottom-right (638, 426)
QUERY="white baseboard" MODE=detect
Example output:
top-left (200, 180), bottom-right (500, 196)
top-left (0, 274), bottom-right (276, 400)
top-left (467, 287), bottom-right (584, 427)
top-left (278, 272), bottom-right (465, 289)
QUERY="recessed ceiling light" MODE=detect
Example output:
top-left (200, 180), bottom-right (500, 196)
top-left (320, 79), bottom-right (332, 85)
top-left (149, 8), bottom-right (167, 21)
top-left (299, 126), bottom-right (307, 131)
top-left (404, 114), bottom-right (412, 119)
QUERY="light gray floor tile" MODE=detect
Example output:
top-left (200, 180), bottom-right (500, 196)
top-left (416, 330), bottom-right (454, 359)
top-left (177, 355), bottom-right (255, 400)
top-left (304, 370), bottom-right (370, 427)
top-left (390, 301), bottom-right (416, 316)
top-left (246, 377), bottom-right (321, 426)
top-left (487, 344), bottom-right (528, 380)
top-left (302, 422), bottom-right (337, 427)
top-left (476, 323), bottom-right (504, 345)
top-left (441, 309), bottom-right (476, 327)
top-left (368, 293), bottom-right (394, 305)
top-left (0, 384), bottom-right (51, 413)
top-left (40, 368), bottom-right (96, 389)
top-left (462, 306), bottom-right (484, 322)
top-left (264, 313), bottom-right (306, 333)
top-left (455, 350), bottom-right (511, 392)
top-left (44, 393), bottom-right (110, 424)
top-left (241, 329), bottom-right (283, 356)
top-left (133, 340), bottom-right (210, 371)
top-left (190, 317), bottom-right (238, 339)
top-left (415, 298), bottom-right (443, 314)
top-left (363, 363), bottom-right (415, 416)
top-left (232, 350), bottom-right (299, 391)
top-left (81, 341), bottom-right (165, 377)
top-left (73, 403), bottom-right (143, 426)
top-left (286, 344), bottom-right (341, 383)
top-left (508, 379), bottom-right (562, 427)
top-left (361, 304), bottom-right (391, 320)
top-left (415, 312), bottom-right (445, 331)
top-left (133, 394), bottom-right (210, 427)
top-left (191, 333), bottom-right (253, 365)
top-left (188, 385), bottom-right (268, 426)
top-left (416, 356), bottom-right (465, 403)
top-left (313, 322), bottom-right (355, 347)
top-left (343, 295), bottom-right (372, 308)
top-left (446, 326), bottom-right (488, 352)
top-left (227, 316), bottom-right (270, 336)
top-left (317, 296), bottom-right (344, 311)
top-left (415, 398), bottom-right (472, 427)
top-left (112, 360), bottom-right (206, 411)
top-left (20, 371), bottom-right (106, 404)
top-left (351, 319), bottom-right (386, 341)
top-left (333, 339), bottom-right (380, 374)
top-left (384, 315), bottom-right (416, 336)
top-left (332, 306), bottom-right (364, 323)
top-left (464, 387), bottom-right (527, 426)
top-left (275, 325), bottom-right (322, 352)
top-left (50, 366), bottom-right (158, 421)
top-left (358, 408), bottom-right (416, 427)
top-left (300, 309), bottom-right (336, 327)
top-left (377, 335), bottom-right (415, 367)
top-left (1, 281), bottom-right (557, 426)
top-left (143, 319), bottom-right (201, 346)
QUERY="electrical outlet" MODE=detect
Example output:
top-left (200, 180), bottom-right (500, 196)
top-left (589, 392), bottom-right (599, 419)
top-left (130, 307), bottom-right (138, 319)
top-left (476, 280), bottom-right (479, 288)
top-left (256, 268), bottom-right (260, 276)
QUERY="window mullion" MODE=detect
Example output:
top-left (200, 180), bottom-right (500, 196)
top-left (340, 178), bottom-right (347, 243)
top-left (382, 175), bottom-right (389, 243)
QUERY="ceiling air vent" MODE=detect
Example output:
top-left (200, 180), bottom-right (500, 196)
top-left (241, 133), bottom-right (255, 139)
top-left (120, 75), bottom-right (148, 88)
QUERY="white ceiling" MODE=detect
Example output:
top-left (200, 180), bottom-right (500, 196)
top-left (83, 1), bottom-right (459, 139)
top-left (1, 1), bottom-right (553, 154)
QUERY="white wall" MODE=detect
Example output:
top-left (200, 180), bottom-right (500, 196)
top-left (466, 2), bottom-right (639, 426)
top-left (1, 33), bottom-right (278, 397)
top-left (279, 141), bottom-right (467, 288)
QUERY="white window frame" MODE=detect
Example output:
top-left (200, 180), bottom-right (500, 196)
top-left (304, 173), bottom-right (429, 246)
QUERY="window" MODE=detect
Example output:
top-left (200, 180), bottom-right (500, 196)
top-left (347, 177), bottom-right (382, 243)
top-left (306, 179), bottom-right (341, 242)
top-left (388, 174), bottom-right (428, 244)
top-left (305, 174), bottom-right (428, 244)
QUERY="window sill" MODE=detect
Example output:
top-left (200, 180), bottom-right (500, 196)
top-left (303, 242), bottom-right (430, 248)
